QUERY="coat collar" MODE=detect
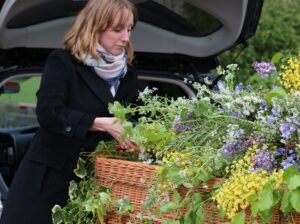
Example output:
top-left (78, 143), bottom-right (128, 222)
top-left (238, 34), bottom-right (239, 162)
top-left (75, 64), bottom-right (135, 105)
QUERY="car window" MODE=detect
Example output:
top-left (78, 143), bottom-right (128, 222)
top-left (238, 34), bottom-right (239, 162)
top-left (146, 80), bottom-right (188, 98)
top-left (0, 74), bottom-right (193, 128)
top-left (139, 78), bottom-right (194, 99)
top-left (4, 0), bottom-right (221, 37)
top-left (0, 76), bottom-right (40, 128)
top-left (140, 0), bottom-right (222, 36)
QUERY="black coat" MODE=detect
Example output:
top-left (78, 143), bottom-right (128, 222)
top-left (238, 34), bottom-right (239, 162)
top-left (0, 49), bottom-right (140, 224)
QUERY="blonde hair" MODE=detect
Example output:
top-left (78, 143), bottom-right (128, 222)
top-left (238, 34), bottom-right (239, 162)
top-left (64, 0), bottom-right (137, 64)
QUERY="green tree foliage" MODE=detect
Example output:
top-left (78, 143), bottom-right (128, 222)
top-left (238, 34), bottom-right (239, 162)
top-left (218, 0), bottom-right (300, 81)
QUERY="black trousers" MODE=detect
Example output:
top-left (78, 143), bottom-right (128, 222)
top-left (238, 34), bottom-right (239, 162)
top-left (0, 154), bottom-right (76, 224)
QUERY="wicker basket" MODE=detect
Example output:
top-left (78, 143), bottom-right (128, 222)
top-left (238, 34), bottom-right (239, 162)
top-left (94, 157), bottom-right (159, 223)
top-left (94, 157), bottom-right (298, 224)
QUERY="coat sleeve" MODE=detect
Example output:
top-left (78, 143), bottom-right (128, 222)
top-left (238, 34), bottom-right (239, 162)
top-left (36, 50), bottom-right (96, 140)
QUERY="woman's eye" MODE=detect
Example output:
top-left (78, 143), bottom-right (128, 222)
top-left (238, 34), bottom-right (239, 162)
top-left (113, 28), bottom-right (122, 32)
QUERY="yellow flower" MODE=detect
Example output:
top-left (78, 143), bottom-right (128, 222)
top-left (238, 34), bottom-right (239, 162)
top-left (279, 52), bottom-right (300, 93)
top-left (213, 144), bottom-right (284, 219)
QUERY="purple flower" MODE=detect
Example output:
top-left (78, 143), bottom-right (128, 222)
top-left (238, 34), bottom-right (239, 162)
top-left (230, 112), bottom-right (243, 118)
top-left (273, 148), bottom-right (286, 157)
top-left (281, 155), bottom-right (297, 169)
top-left (221, 143), bottom-right (236, 156)
top-left (271, 108), bottom-right (281, 118)
top-left (251, 148), bottom-right (274, 171)
top-left (279, 122), bottom-right (296, 139)
top-left (272, 147), bottom-right (298, 169)
top-left (252, 61), bottom-right (277, 79)
top-left (221, 141), bottom-right (244, 156)
top-left (243, 135), bottom-right (265, 149)
top-left (267, 115), bottom-right (277, 125)
top-left (287, 117), bottom-right (300, 127)
top-left (172, 114), bottom-right (195, 133)
top-left (243, 138), bottom-right (255, 148)
top-left (235, 83), bottom-right (244, 94)
top-left (259, 101), bottom-right (268, 111)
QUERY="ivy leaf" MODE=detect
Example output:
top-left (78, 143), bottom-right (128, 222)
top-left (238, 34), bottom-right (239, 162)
top-left (51, 205), bottom-right (63, 224)
top-left (172, 190), bottom-right (180, 204)
top-left (264, 87), bottom-right (287, 104)
top-left (99, 192), bottom-right (111, 205)
top-left (195, 203), bottom-right (205, 224)
top-left (290, 188), bottom-right (300, 212)
top-left (231, 212), bottom-right (245, 224)
top-left (74, 157), bottom-right (87, 179)
top-left (271, 52), bottom-right (283, 64)
top-left (283, 165), bottom-right (299, 184)
top-left (160, 202), bottom-right (178, 213)
top-left (68, 180), bottom-right (78, 200)
top-left (117, 197), bottom-right (135, 213)
top-left (269, 70), bottom-right (280, 80)
top-left (83, 199), bottom-right (97, 214)
top-left (183, 182), bottom-right (193, 189)
top-left (273, 189), bottom-right (283, 204)
top-left (247, 193), bottom-right (258, 202)
top-left (197, 169), bottom-right (213, 182)
top-left (257, 184), bottom-right (273, 211)
top-left (288, 175), bottom-right (300, 191)
top-left (247, 74), bottom-right (267, 85)
top-left (186, 210), bottom-right (197, 224)
top-left (258, 208), bottom-right (273, 223)
top-left (251, 202), bottom-right (259, 216)
top-left (280, 191), bottom-right (292, 214)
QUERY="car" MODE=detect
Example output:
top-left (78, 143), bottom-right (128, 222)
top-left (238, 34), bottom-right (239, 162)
top-left (0, 0), bottom-right (264, 207)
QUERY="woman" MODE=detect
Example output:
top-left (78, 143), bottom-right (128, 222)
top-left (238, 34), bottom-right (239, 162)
top-left (0, 0), bottom-right (139, 223)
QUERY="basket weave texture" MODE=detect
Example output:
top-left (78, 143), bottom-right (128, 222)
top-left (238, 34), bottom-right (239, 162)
top-left (95, 157), bottom-right (158, 223)
top-left (94, 157), bottom-right (300, 224)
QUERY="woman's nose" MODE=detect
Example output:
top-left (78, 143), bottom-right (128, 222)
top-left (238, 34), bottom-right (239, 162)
top-left (121, 30), bottom-right (130, 42)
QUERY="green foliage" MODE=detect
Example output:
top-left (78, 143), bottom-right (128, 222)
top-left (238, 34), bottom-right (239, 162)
top-left (52, 158), bottom-right (112, 224)
top-left (246, 165), bottom-right (300, 222)
top-left (281, 166), bottom-right (300, 214)
top-left (51, 155), bottom-right (136, 224)
top-left (60, 56), bottom-right (300, 223)
top-left (231, 212), bottom-right (245, 224)
top-left (218, 0), bottom-right (300, 81)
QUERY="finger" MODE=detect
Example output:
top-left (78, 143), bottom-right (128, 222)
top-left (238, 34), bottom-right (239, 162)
top-left (124, 140), bottom-right (139, 153)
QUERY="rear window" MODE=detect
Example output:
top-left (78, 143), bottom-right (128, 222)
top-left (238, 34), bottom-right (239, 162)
top-left (5, 0), bottom-right (221, 37)
top-left (139, 0), bottom-right (222, 36)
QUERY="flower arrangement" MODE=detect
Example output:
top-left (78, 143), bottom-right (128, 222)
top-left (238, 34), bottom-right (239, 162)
top-left (53, 52), bottom-right (300, 224)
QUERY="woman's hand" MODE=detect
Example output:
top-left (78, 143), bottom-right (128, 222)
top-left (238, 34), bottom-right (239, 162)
top-left (90, 117), bottom-right (138, 152)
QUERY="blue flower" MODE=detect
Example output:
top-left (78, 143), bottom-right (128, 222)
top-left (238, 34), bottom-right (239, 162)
top-left (273, 148), bottom-right (286, 157)
top-left (259, 101), bottom-right (268, 111)
top-left (267, 115), bottom-right (277, 125)
top-left (271, 108), bottom-right (281, 118)
top-left (251, 148), bottom-right (274, 171)
top-left (172, 113), bottom-right (195, 133)
top-left (230, 112), bottom-right (243, 118)
top-left (279, 122), bottom-right (296, 139)
top-left (221, 142), bottom-right (244, 156)
top-left (281, 155), bottom-right (297, 169)
top-left (235, 83), bottom-right (244, 94)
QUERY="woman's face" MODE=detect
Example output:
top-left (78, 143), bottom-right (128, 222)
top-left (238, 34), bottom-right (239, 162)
top-left (98, 9), bottom-right (134, 56)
